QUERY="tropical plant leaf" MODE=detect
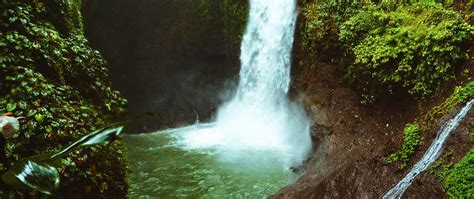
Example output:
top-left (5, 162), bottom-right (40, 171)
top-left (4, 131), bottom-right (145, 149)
top-left (1, 122), bottom-right (124, 194)
top-left (2, 160), bottom-right (60, 195)
top-left (24, 152), bottom-right (63, 168)
top-left (50, 122), bottom-right (124, 159)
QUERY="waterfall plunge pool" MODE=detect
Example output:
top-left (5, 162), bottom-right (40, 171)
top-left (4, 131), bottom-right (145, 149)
top-left (125, 123), bottom-right (301, 198)
top-left (126, 0), bottom-right (310, 197)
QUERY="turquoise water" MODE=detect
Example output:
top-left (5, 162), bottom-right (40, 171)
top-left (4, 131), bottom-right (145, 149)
top-left (125, 126), bottom-right (298, 198)
top-left (126, 1), bottom-right (308, 197)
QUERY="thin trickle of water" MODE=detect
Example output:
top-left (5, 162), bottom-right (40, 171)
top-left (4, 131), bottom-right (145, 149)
top-left (383, 99), bottom-right (474, 199)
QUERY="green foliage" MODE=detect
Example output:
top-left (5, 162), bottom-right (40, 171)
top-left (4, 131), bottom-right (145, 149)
top-left (0, 0), bottom-right (128, 197)
top-left (339, 3), bottom-right (473, 103)
top-left (428, 148), bottom-right (455, 175)
top-left (424, 81), bottom-right (474, 132)
top-left (427, 134), bottom-right (474, 198)
top-left (0, 2), bottom-right (127, 114)
top-left (2, 160), bottom-right (60, 195)
top-left (196, 0), bottom-right (248, 53)
top-left (2, 123), bottom-right (124, 195)
top-left (219, 0), bottom-right (248, 48)
top-left (457, 81), bottom-right (474, 103)
top-left (300, 1), bottom-right (365, 63)
top-left (386, 123), bottom-right (421, 169)
top-left (441, 148), bottom-right (474, 198)
top-left (420, 82), bottom-right (473, 197)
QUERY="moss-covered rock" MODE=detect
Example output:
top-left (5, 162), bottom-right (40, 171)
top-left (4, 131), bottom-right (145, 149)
top-left (298, 2), bottom-right (472, 104)
top-left (386, 123), bottom-right (421, 169)
top-left (196, 0), bottom-right (248, 55)
top-left (442, 148), bottom-right (474, 198)
top-left (339, 3), bottom-right (473, 103)
top-left (298, 1), bottom-right (364, 64)
top-left (431, 132), bottom-right (474, 198)
top-left (0, 0), bottom-right (128, 197)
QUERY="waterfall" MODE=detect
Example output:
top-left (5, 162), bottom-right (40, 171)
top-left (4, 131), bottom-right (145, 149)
top-left (383, 99), bottom-right (474, 199)
top-left (178, 0), bottom-right (312, 166)
top-left (236, 0), bottom-right (295, 106)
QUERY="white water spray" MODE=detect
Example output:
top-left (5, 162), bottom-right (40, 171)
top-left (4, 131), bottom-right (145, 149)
top-left (177, 0), bottom-right (312, 166)
top-left (383, 99), bottom-right (474, 199)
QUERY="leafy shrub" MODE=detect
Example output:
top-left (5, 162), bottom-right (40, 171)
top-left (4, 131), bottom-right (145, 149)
top-left (411, 82), bottom-right (473, 197)
top-left (457, 81), bottom-right (474, 103)
top-left (424, 81), bottom-right (474, 132)
top-left (442, 148), bottom-right (474, 198)
top-left (340, 3), bottom-right (473, 103)
top-left (387, 123), bottom-right (421, 169)
top-left (426, 137), bottom-right (473, 198)
top-left (1, 122), bottom-right (124, 195)
top-left (299, 1), bottom-right (365, 63)
top-left (428, 132), bottom-right (474, 198)
top-left (0, 2), bottom-right (126, 113)
top-left (0, 0), bottom-right (128, 197)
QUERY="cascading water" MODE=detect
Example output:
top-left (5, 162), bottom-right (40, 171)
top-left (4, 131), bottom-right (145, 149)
top-left (383, 99), bottom-right (474, 199)
top-left (178, 0), bottom-right (311, 166)
top-left (126, 0), bottom-right (312, 197)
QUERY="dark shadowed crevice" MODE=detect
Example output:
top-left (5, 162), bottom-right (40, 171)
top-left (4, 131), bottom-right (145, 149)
top-left (82, 0), bottom-right (240, 131)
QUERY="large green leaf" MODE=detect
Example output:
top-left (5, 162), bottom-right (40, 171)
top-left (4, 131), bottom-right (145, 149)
top-left (2, 160), bottom-right (60, 195)
top-left (23, 152), bottom-right (63, 168)
top-left (50, 122), bottom-right (124, 159)
top-left (1, 122), bottom-right (124, 194)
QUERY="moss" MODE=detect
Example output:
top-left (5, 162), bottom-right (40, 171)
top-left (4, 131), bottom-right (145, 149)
top-left (388, 81), bottom-right (472, 168)
top-left (427, 135), bottom-right (474, 198)
top-left (196, 0), bottom-right (248, 54)
top-left (219, 0), bottom-right (247, 48)
top-left (386, 123), bottom-right (421, 169)
top-left (442, 149), bottom-right (474, 198)
top-left (0, 0), bottom-right (128, 197)
top-left (433, 144), bottom-right (474, 198)
top-left (298, 2), bottom-right (472, 104)
top-left (299, 1), bottom-right (365, 64)
top-left (339, 3), bottom-right (473, 103)
top-left (428, 148), bottom-right (455, 174)
top-left (431, 132), bottom-right (474, 198)
top-left (423, 81), bottom-right (474, 132)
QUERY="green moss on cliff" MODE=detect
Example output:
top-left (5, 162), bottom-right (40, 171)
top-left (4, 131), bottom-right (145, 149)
top-left (299, 1), bottom-right (364, 64)
top-left (196, 0), bottom-right (248, 54)
top-left (442, 148), bottom-right (474, 198)
top-left (386, 123), bottom-right (421, 169)
top-left (423, 81), bottom-right (474, 132)
top-left (298, 1), bottom-right (473, 197)
top-left (425, 82), bottom-right (473, 198)
top-left (340, 3), bottom-right (472, 103)
top-left (388, 81), bottom-right (472, 163)
top-left (432, 134), bottom-right (474, 198)
top-left (0, 0), bottom-right (128, 197)
top-left (299, 2), bottom-right (472, 104)
top-left (219, 0), bottom-right (247, 48)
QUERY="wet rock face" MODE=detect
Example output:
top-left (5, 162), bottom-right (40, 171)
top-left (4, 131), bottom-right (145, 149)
top-left (273, 56), bottom-right (472, 198)
top-left (308, 104), bottom-right (332, 142)
top-left (82, 0), bottom-right (240, 130)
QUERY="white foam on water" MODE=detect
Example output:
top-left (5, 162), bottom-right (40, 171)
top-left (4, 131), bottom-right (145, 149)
top-left (174, 0), bottom-right (312, 167)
